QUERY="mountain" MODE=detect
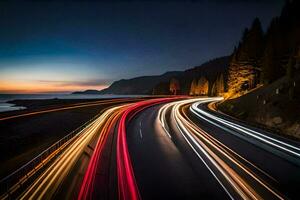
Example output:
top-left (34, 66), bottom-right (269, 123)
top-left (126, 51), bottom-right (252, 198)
top-left (73, 56), bottom-right (230, 95)
top-left (72, 89), bottom-right (102, 95)
top-left (99, 71), bottom-right (181, 95)
top-left (152, 56), bottom-right (230, 95)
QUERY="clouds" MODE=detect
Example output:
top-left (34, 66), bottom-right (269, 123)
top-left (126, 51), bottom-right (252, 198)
top-left (0, 78), bottom-right (110, 94)
top-left (36, 79), bottom-right (111, 87)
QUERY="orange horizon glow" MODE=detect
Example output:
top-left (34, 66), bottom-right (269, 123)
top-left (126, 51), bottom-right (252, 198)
top-left (0, 80), bottom-right (108, 94)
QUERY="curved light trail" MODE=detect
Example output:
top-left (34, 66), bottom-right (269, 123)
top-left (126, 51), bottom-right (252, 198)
top-left (78, 105), bottom-right (127, 200)
top-left (116, 98), bottom-right (178, 200)
top-left (0, 98), bottom-right (135, 121)
top-left (3, 97), bottom-right (298, 200)
top-left (190, 100), bottom-right (300, 161)
top-left (78, 97), bottom-right (181, 200)
top-left (158, 98), bottom-right (285, 200)
top-left (18, 105), bottom-right (127, 199)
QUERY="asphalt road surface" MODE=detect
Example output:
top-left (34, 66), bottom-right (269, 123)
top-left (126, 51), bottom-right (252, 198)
top-left (127, 98), bottom-right (300, 200)
top-left (2, 97), bottom-right (300, 200)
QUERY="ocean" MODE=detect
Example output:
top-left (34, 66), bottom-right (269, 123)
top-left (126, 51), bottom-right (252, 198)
top-left (0, 94), bottom-right (142, 112)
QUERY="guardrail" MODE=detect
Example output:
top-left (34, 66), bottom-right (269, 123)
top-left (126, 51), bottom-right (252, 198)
top-left (0, 111), bottom-right (103, 197)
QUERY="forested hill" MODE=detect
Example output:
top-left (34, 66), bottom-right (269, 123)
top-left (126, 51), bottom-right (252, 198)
top-left (226, 0), bottom-right (300, 98)
top-left (76, 1), bottom-right (300, 97)
top-left (152, 56), bottom-right (230, 95)
top-left (98, 71), bottom-right (182, 95)
top-left (74, 56), bottom-right (230, 95)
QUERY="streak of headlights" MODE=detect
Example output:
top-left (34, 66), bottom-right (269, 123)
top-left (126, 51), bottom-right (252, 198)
top-left (18, 105), bottom-right (125, 199)
top-left (190, 100), bottom-right (300, 160)
top-left (158, 98), bottom-right (284, 200)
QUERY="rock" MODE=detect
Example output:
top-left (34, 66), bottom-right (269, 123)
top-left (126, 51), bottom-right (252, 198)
top-left (273, 116), bottom-right (283, 125)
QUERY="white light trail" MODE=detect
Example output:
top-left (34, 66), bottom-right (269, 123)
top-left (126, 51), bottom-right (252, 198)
top-left (158, 98), bottom-right (285, 200)
top-left (190, 101), bottom-right (300, 159)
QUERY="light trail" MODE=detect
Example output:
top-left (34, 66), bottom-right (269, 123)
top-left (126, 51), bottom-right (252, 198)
top-left (17, 105), bottom-right (127, 199)
top-left (190, 100), bottom-right (300, 159)
top-left (78, 105), bottom-right (127, 200)
top-left (0, 98), bottom-right (135, 121)
top-left (77, 97), bottom-right (178, 200)
top-left (158, 98), bottom-right (285, 200)
top-left (116, 98), bottom-right (178, 200)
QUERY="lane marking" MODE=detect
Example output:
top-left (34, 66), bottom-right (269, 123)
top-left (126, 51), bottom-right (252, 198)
top-left (139, 121), bottom-right (143, 139)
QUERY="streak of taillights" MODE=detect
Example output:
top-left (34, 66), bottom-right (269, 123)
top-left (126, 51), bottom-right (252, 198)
top-left (116, 98), bottom-right (176, 200)
top-left (78, 105), bottom-right (128, 200)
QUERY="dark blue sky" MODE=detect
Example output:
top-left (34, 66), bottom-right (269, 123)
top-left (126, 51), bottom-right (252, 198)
top-left (0, 0), bottom-right (284, 93)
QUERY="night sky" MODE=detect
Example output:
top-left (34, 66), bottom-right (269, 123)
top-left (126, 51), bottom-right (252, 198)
top-left (0, 0), bottom-right (283, 93)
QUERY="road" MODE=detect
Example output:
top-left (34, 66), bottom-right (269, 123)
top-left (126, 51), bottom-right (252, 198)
top-left (2, 97), bottom-right (300, 199)
top-left (126, 97), bottom-right (300, 199)
top-left (127, 101), bottom-right (229, 199)
top-left (188, 98), bottom-right (300, 199)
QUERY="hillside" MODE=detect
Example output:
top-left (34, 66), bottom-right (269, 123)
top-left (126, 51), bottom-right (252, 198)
top-left (99, 71), bottom-right (181, 95)
top-left (217, 0), bottom-right (300, 139)
top-left (76, 56), bottom-right (229, 95)
top-left (225, 0), bottom-right (300, 98)
top-left (152, 56), bottom-right (230, 95)
top-left (219, 70), bottom-right (300, 139)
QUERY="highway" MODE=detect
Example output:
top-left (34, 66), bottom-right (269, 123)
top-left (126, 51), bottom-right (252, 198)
top-left (2, 97), bottom-right (300, 199)
top-left (127, 97), bottom-right (300, 199)
top-left (13, 103), bottom-right (139, 200)
top-left (0, 98), bottom-right (137, 121)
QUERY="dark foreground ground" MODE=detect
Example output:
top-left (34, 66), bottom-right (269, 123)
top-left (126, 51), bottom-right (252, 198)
top-left (0, 98), bottom-right (138, 179)
top-left (219, 72), bottom-right (300, 140)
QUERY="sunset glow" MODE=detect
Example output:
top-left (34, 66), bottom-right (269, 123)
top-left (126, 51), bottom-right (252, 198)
top-left (0, 80), bottom-right (107, 94)
top-left (1, 1), bottom-right (299, 200)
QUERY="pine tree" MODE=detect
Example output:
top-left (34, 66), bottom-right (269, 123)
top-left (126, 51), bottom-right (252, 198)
top-left (189, 79), bottom-right (197, 95)
top-left (217, 74), bottom-right (225, 94)
top-left (195, 79), bottom-right (200, 95)
top-left (236, 18), bottom-right (264, 65)
top-left (261, 18), bottom-right (283, 84)
top-left (248, 18), bottom-right (264, 66)
top-left (286, 56), bottom-right (296, 100)
top-left (198, 76), bottom-right (209, 95)
top-left (169, 78), bottom-right (180, 95)
top-left (211, 81), bottom-right (217, 96)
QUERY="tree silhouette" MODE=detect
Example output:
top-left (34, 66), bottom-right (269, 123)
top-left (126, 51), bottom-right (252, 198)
top-left (216, 73), bottom-right (225, 94)
top-left (198, 76), bottom-right (209, 95)
top-left (170, 78), bottom-right (180, 95)
top-left (189, 79), bottom-right (197, 95)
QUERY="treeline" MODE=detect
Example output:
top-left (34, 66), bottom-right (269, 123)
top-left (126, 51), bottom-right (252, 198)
top-left (152, 56), bottom-right (229, 95)
top-left (227, 0), bottom-right (300, 97)
top-left (154, 1), bottom-right (300, 97)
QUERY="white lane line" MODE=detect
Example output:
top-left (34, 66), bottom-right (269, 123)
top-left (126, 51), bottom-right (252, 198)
top-left (139, 121), bottom-right (143, 139)
top-left (139, 129), bottom-right (143, 139)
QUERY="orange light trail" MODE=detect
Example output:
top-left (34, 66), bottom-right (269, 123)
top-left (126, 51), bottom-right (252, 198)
top-left (0, 98), bottom-right (137, 121)
top-left (15, 105), bottom-right (128, 199)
